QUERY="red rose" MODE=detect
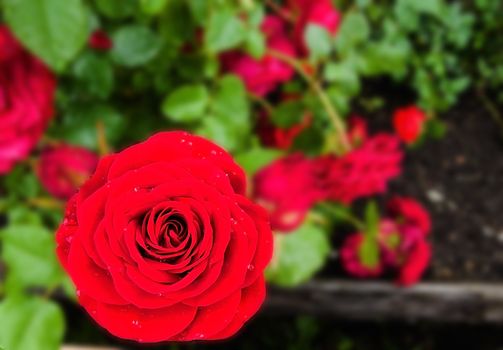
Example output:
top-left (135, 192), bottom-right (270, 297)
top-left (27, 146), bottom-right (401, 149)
top-left (316, 134), bottom-right (403, 204)
top-left (37, 144), bottom-right (99, 200)
top-left (392, 106), bottom-right (427, 145)
top-left (89, 30), bottom-right (113, 51)
top-left (288, 0), bottom-right (341, 55)
top-left (253, 154), bottom-right (321, 232)
top-left (56, 132), bottom-right (273, 342)
top-left (387, 196), bottom-right (431, 235)
top-left (0, 26), bottom-right (56, 174)
top-left (221, 15), bottom-right (296, 96)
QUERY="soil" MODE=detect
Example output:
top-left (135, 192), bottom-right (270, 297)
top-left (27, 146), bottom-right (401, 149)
top-left (379, 91), bottom-right (503, 281)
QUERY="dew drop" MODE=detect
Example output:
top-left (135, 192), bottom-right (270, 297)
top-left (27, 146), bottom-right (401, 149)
top-left (210, 150), bottom-right (217, 156)
top-left (187, 141), bottom-right (193, 146)
top-left (133, 186), bottom-right (140, 193)
top-left (66, 236), bottom-right (73, 244)
top-left (195, 333), bottom-right (205, 339)
top-left (247, 264), bottom-right (255, 271)
top-left (76, 289), bottom-right (81, 297)
top-left (132, 320), bottom-right (141, 328)
top-left (181, 138), bottom-right (186, 143)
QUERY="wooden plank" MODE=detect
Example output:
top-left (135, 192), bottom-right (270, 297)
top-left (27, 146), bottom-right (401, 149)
top-left (265, 280), bottom-right (503, 323)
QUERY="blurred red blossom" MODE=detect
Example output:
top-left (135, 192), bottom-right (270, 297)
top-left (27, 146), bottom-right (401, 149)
top-left (0, 25), bottom-right (56, 174)
top-left (340, 198), bottom-right (432, 286)
top-left (253, 154), bottom-right (322, 232)
top-left (221, 15), bottom-right (296, 96)
top-left (316, 133), bottom-right (403, 204)
top-left (37, 144), bottom-right (99, 200)
top-left (387, 196), bottom-right (432, 235)
top-left (393, 105), bottom-right (427, 145)
top-left (89, 30), bottom-right (113, 51)
top-left (340, 233), bottom-right (384, 278)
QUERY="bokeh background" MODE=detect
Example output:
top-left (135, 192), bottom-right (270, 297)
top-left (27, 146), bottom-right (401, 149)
top-left (1, 0), bottom-right (503, 349)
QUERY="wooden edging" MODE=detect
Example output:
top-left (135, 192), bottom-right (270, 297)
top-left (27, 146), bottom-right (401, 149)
top-left (265, 280), bottom-right (503, 324)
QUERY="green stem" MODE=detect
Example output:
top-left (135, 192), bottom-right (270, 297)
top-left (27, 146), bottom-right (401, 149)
top-left (318, 202), bottom-right (366, 232)
top-left (268, 49), bottom-right (351, 153)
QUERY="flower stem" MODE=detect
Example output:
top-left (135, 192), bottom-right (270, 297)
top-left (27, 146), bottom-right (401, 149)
top-left (268, 49), bottom-right (351, 153)
top-left (248, 92), bottom-right (275, 115)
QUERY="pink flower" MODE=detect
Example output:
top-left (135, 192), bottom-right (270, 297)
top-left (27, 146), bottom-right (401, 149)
top-left (288, 0), bottom-right (342, 55)
top-left (340, 233), bottom-right (383, 278)
top-left (316, 134), bottom-right (403, 204)
top-left (253, 154), bottom-right (322, 232)
top-left (221, 15), bottom-right (296, 96)
top-left (89, 30), bottom-right (113, 51)
top-left (0, 26), bottom-right (56, 174)
top-left (393, 106), bottom-right (427, 145)
top-left (37, 145), bottom-right (99, 200)
top-left (387, 196), bottom-right (432, 235)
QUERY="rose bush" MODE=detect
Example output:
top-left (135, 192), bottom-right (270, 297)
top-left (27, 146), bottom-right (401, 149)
top-left (56, 131), bottom-right (273, 342)
top-left (0, 25), bottom-right (56, 174)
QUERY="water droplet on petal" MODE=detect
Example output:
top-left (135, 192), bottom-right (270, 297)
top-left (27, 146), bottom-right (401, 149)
top-left (132, 320), bottom-right (141, 328)
top-left (187, 141), bottom-right (193, 146)
top-left (76, 289), bottom-right (81, 297)
top-left (210, 150), bottom-right (217, 156)
top-left (133, 186), bottom-right (140, 193)
top-left (247, 264), bottom-right (255, 271)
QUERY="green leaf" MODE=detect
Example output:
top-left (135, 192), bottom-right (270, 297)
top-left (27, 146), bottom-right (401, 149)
top-left (364, 201), bottom-right (380, 238)
top-left (1, 224), bottom-right (65, 291)
top-left (245, 29), bottom-right (266, 59)
top-left (356, 201), bottom-right (382, 268)
top-left (197, 75), bottom-right (251, 151)
top-left (111, 25), bottom-right (161, 67)
top-left (3, 0), bottom-right (88, 72)
top-left (266, 222), bottom-right (330, 287)
top-left (334, 12), bottom-right (370, 55)
top-left (205, 10), bottom-right (246, 53)
top-left (94, 0), bottom-right (137, 18)
top-left (324, 62), bottom-right (360, 95)
top-left (235, 147), bottom-right (283, 176)
top-left (271, 100), bottom-right (306, 128)
top-left (305, 24), bottom-right (333, 61)
top-left (140, 0), bottom-right (168, 15)
top-left (72, 52), bottom-right (114, 99)
top-left (358, 236), bottom-right (380, 268)
top-left (0, 296), bottom-right (65, 350)
top-left (162, 84), bottom-right (209, 122)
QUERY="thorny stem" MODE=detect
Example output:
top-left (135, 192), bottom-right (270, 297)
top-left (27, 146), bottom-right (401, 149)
top-left (268, 49), bottom-right (352, 153)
